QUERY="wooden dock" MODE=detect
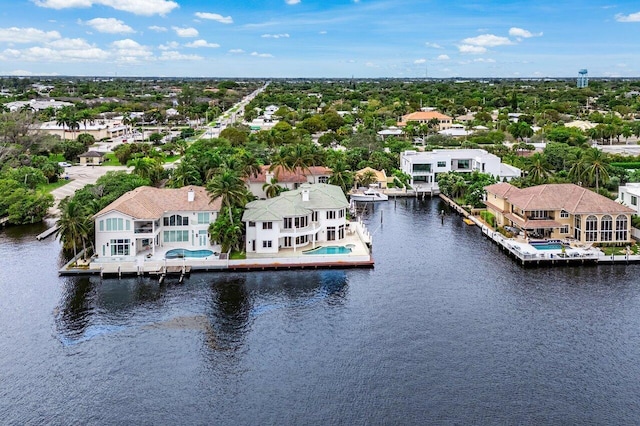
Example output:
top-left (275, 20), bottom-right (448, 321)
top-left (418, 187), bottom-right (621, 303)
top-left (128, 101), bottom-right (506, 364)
top-left (36, 225), bottom-right (59, 241)
top-left (0, 217), bottom-right (8, 227)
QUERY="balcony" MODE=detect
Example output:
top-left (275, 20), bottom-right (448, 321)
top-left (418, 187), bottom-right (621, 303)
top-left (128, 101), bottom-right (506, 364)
top-left (134, 222), bottom-right (154, 234)
top-left (280, 222), bottom-right (322, 237)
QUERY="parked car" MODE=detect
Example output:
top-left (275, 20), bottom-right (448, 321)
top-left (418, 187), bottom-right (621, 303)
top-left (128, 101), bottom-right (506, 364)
top-left (58, 162), bottom-right (72, 167)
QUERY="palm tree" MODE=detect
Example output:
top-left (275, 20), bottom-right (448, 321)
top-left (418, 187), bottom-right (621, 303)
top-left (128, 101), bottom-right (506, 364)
top-left (584, 148), bottom-right (610, 192)
top-left (128, 157), bottom-right (162, 183)
top-left (207, 168), bottom-right (249, 223)
top-left (55, 198), bottom-right (91, 260)
top-left (356, 170), bottom-right (378, 188)
top-left (568, 151), bottom-right (588, 185)
top-left (169, 160), bottom-right (201, 187)
top-left (285, 143), bottom-right (316, 181)
top-left (262, 177), bottom-right (283, 198)
top-left (237, 151), bottom-right (262, 179)
top-left (328, 160), bottom-right (353, 194)
top-left (526, 153), bottom-right (550, 185)
top-left (77, 109), bottom-right (95, 131)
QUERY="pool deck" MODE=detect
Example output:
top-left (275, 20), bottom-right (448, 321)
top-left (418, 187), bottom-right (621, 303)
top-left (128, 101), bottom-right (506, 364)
top-left (59, 221), bottom-right (374, 277)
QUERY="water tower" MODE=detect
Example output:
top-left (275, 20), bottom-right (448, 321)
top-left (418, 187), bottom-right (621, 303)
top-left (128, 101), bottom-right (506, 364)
top-left (577, 69), bottom-right (588, 88)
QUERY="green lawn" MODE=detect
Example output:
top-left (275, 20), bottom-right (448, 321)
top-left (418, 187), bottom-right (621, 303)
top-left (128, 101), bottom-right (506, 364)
top-left (600, 244), bottom-right (638, 256)
top-left (101, 153), bottom-right (122, 166)
top-left (38, 179), bottom-right (70, 193)
top-left (229, 251), bottom-right (246, 260)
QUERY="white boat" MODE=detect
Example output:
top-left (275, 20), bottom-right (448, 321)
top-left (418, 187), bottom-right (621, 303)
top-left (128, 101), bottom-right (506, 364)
top-left (350, 188), bottom-right (389, 202)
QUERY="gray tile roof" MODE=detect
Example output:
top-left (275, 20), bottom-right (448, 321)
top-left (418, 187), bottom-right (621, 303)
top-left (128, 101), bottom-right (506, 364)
top-left (242, 183), bottom-right (348, 222)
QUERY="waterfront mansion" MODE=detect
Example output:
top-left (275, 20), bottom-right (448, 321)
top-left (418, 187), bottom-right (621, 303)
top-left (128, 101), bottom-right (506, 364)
top-left (242, 183), bottom-right (349, 255)
top-left (400, 149), bottom-right (521, 193)
top-left (485, 183), bottom-right (634, 244)
top-left (94, 186), bottom-right (221, 259)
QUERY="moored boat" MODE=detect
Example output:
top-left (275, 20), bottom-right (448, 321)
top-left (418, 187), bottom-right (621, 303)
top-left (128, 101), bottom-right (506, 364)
top-left (350, 188), bottom-right (389, 202)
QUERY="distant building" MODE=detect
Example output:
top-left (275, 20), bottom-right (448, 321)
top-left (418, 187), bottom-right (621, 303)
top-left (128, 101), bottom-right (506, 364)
top-left (397, 111), bottom-right (453, 130)
top-left (577, 69), bottom-right (588, 88)
top-left (5, 99), bottom-right (73, 112)
top-left (79, 151), bottom-right (105, 166)
top-left (618, 183), bottom-right (640, 215)
top-left (399, 149), bottom-right (521, 193)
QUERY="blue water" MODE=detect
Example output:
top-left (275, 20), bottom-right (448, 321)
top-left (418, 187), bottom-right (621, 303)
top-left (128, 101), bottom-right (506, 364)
top-left (532, 243), bottom-right (564, 251)
top-left (303, 245), bottom-right (352, 255)
top-left (3, 199), bottom-right (640, 424)
top-left (165, 248), bottom-right (214, 258)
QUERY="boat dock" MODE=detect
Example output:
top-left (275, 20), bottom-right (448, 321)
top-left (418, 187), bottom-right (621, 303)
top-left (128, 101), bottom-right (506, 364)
top-left (36, 225), bottom-right (59, 240)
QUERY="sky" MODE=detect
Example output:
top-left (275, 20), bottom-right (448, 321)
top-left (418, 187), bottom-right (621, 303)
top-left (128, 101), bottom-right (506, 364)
top-left (1, 0), bottom-right (640, 78)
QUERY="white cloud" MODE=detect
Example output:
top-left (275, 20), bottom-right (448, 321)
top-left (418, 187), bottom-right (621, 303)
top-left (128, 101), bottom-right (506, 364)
top-left (172, 26), bottom-right (198, 37)
top-left (1, 44), bottom-right (109, 62)
top-left (32, 0), bottom-right (179, 16)
top-left (319, 30), bottom-right (327, 35)
top-left (458, 44), bottom-right (487, 54)
top-left (158, 41), bottom-right (179, 50)
top-left (0, 27), bottom-right (61, 43)
top-left (474, 58), bottom-right (496, 63)
top-left (47, 38), bottom-right (93, 49)
top-left (185, 39), bottom-right (220, 48)
top-left (83, 18), bottom-right (135, 34)
top-left (111, 38), bottom-right (153, 62)
top-left (616, 12), bottom-right (640, 22)
top-left (194, 12), bottom-right (233, 24)
top-left (285, 0), bottom-right (301, 4)
top-left (425, 42), bottom-right (442, 49)
top-left (6, 69), bottom-right (59, 76)
top-left (462, 34), bottom-right (513, 47)
top-left (437, 54), bottom-right (450, 61)
top-left (250, 51), bottom-right (273, 58)
top-left (365, 61), bottom-right (379, 68)
top-left (414, 58), bottom-right (426, 64)
top-left (159, 51), bottom-right (203, 61)
top-left (261, 33), bottom-right (290, 38)
top-left (508, 27), bottom-right (542, 38)
top-left (148, 25), bottom-right (167, 32)
top-left (228, 49), bottom-right (244, 53)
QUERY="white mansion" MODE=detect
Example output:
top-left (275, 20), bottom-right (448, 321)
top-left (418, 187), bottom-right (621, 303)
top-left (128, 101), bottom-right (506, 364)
top-left (400, 149), bottom-right (521, 193)
top-left (93, 186), bottom-right (221, 259)
top-left (242, 183), bottom-right (350, 255)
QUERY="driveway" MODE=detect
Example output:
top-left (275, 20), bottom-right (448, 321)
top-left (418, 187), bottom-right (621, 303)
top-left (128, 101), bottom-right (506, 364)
top-left (49, 165), bottom-right (128, 217)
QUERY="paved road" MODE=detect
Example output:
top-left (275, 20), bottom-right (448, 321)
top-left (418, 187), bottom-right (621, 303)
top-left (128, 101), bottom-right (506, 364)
top-left (49, 165), bottom-right (127, 217)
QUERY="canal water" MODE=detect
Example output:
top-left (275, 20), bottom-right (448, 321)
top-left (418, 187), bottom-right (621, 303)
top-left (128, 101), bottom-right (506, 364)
top-left (2, 198), bottom-right (640, 424)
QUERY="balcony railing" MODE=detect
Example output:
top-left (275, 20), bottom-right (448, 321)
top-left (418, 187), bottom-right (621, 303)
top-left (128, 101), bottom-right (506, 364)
top-left (280, 222), bottom-right (321, 236)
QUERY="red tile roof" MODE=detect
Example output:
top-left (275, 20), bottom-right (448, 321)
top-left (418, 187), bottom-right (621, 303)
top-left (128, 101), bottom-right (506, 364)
top-left (247, 165), bottom-right (332, 184)
top-left (485, 183), bottom-right (634, 215)
top-left (95, 185), bottom-right (221, 219)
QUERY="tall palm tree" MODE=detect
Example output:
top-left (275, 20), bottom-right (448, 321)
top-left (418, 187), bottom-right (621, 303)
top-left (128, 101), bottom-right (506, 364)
top-left (207, 168), bottom-right (249, 223)
top-left (56, 198), bottom-right (91, 260)
top-left (169, 160), bottom-right (201, 187)
top-left (584, 148), bottom-right (610, 192)
top-left (77, 109), bottom-right (95, 131)
top-left (568, 151), bottom-right (588, 185)
top-left (128, 157), bottom-right (162, 183)
top-left (328, 160), bottom-right (353, 194)
top-left (285, 143), bottom-right (316, 181)
top-left (262, 177), bottom-right (283, 198)
top-left (526, 153), bottom-right (550, 185)
top-left (237, 151), bottom-right (262, 179)
top-left (356, 170), bottom-right (378, 188)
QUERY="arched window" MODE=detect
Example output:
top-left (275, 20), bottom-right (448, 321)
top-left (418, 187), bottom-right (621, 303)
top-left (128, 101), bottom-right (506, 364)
top-left (585, 215), bottom-right (598, 242)
top-left (600, 215), bottom-right (612, 241)
top-left (616, 215), bottom-right (628, 241)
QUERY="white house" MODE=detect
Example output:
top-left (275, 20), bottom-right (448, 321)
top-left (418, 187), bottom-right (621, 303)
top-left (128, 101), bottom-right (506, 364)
top-left (618, 183), bottom-right (640, 215)
top-left (94, 186), bottom-right (221, 259)
top-left (242, 183), bottom-right (349, 255)
top-left (399, 149), bottom-right (521, 193)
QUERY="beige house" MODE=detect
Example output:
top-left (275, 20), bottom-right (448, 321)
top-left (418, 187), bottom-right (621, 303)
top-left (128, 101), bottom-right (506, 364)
top-left (355, 167), bottom-right (388, 189)
top-left (485, 183), bottom-right (634, 244)
top-left (397, 111), bottom-right (453, 130)
top-left (79, 151), bottom-right (105, 165)
top-left (39, 120), bottom-right (129, 141)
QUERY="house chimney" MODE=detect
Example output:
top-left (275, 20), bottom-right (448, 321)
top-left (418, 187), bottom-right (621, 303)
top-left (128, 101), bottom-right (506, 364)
top-left (187, 188), bottom-right (195, 202)
top-left (301, 188), bottom-right (310, 202)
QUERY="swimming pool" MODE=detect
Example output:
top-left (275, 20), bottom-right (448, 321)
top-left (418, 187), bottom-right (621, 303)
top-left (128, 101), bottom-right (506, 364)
top-left (531, 243), bottom-right (564, 251)
top-left (165, 248), bottom-right (214, 259)
top-left (303, 246), bottom-right (352, 255)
